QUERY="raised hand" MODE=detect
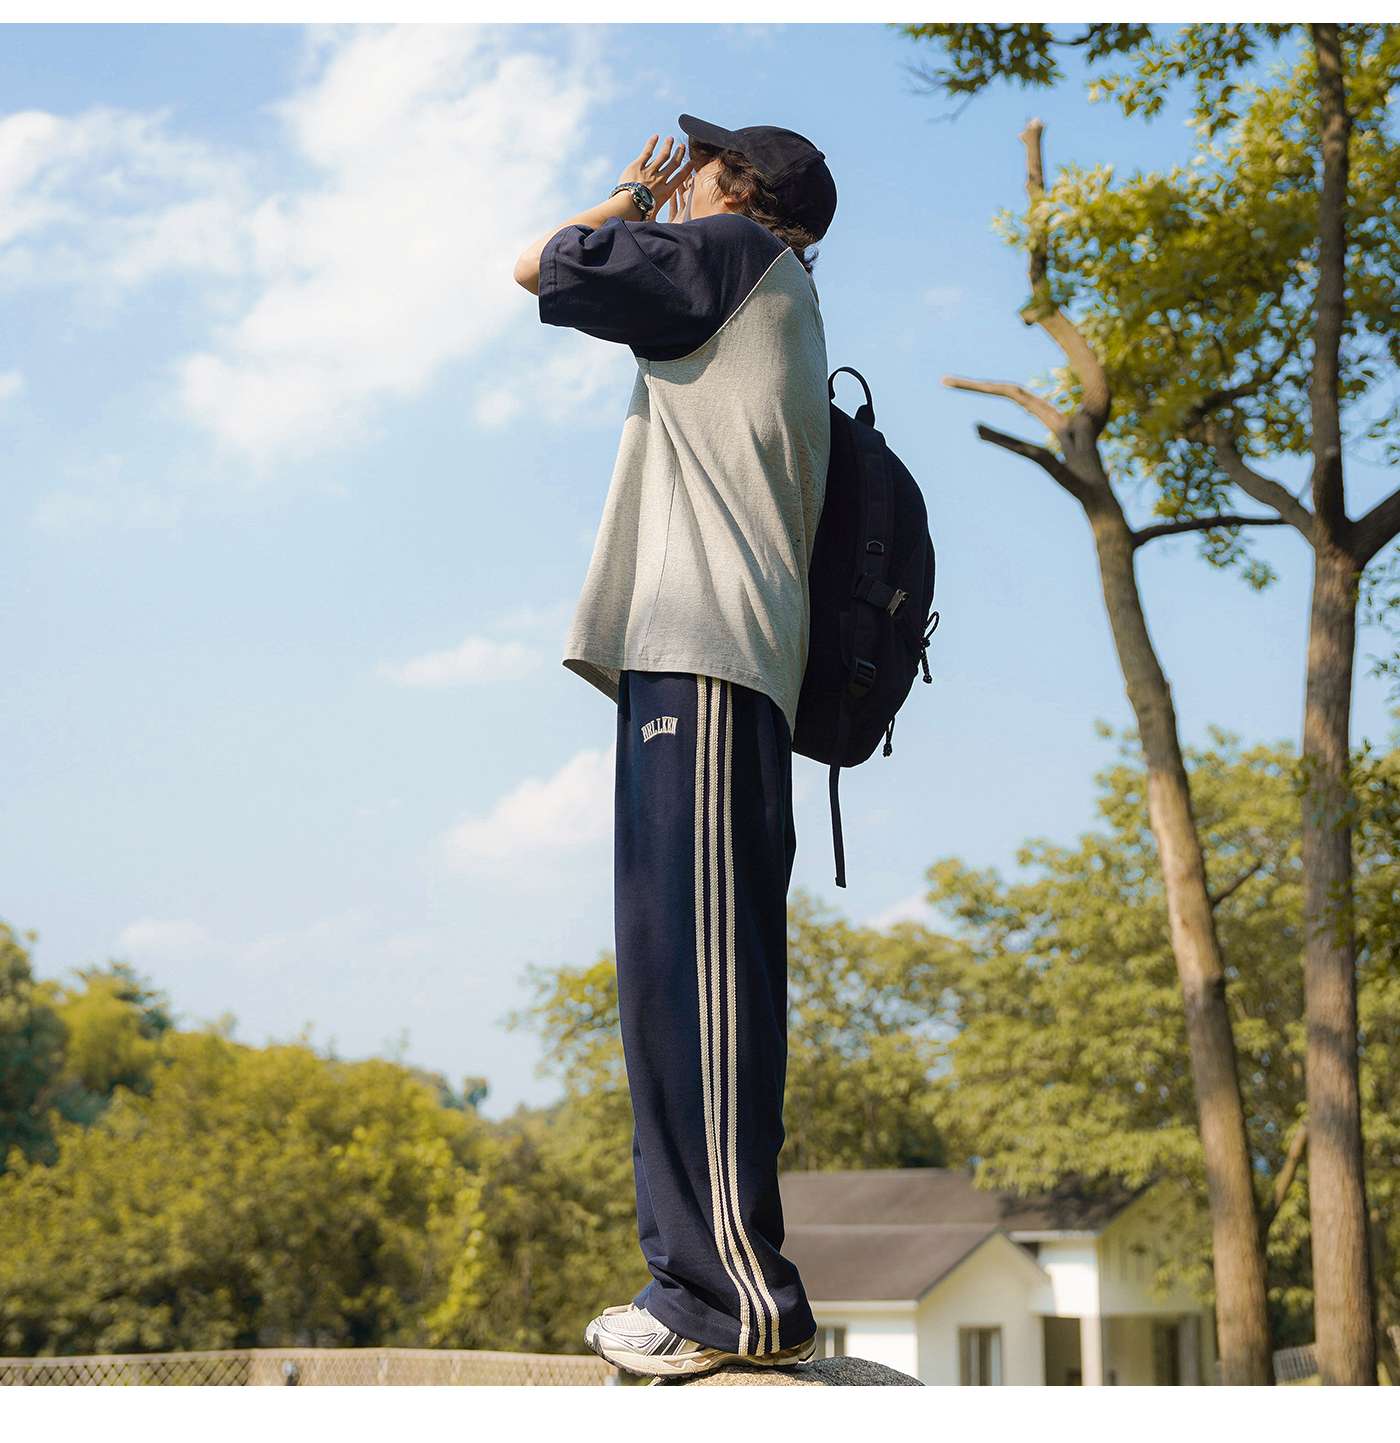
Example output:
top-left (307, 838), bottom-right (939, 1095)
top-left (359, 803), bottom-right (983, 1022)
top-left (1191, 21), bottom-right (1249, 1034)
top-left (618, 134), bottom-right (694, 215)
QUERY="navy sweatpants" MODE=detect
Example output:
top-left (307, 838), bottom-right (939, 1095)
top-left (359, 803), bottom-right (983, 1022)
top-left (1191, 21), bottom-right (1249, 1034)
top-left (614, 668), bottom-right (815, 1356)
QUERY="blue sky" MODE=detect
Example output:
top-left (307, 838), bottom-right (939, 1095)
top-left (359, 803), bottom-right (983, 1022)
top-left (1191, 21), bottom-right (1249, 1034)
top-left (3, 23), bottom-right (1394, 1117)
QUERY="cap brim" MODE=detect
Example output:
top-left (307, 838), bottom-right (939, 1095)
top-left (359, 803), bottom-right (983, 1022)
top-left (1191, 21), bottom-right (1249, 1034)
top-left (678, 113), bottom-right (742, 153)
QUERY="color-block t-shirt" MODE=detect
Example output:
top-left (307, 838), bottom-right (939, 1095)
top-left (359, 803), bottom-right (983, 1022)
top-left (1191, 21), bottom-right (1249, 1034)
top-left (537, 210), bottom-right (830, 739)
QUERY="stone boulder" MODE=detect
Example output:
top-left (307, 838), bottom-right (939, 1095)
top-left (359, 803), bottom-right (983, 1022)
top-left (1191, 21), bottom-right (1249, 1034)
top-left (653, 1356), bottom-right (922, 1386)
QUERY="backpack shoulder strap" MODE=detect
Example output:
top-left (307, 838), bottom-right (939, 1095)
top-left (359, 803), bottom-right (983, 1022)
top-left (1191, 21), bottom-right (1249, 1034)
top-left (851, 430), bottom-right (902, 617)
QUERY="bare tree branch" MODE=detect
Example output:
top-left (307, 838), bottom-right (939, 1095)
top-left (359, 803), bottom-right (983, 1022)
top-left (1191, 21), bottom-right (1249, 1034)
top-left (942, 374), bottom-right (1068, 435)
top-left (1018, 119), bottom-right (1112, 436)
top-left (1133, 516), bottom-right (1292, 550)
top-left (1352, 486), bottom-right (1400, 566)
top-left (972, 423), bottom-right (1093, 504)
top-left (1206, 424), bottom-right (1314, 537)
top-left (1208, 859), bottom-right (1266, 910)
top-left (1261, 1121), bottom-right (1309, 1236)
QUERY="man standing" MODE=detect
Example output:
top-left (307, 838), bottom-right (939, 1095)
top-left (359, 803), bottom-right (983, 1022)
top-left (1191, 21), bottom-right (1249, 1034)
top-left (512, 114), bottom-right (836, 1380)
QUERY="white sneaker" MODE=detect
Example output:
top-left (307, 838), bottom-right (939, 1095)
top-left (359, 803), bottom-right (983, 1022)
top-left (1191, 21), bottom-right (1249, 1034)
top-left (584, 1303), bottom-right (816, 1379)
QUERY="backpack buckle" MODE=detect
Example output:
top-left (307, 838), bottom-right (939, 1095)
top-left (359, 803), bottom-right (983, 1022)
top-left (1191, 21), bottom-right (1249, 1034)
top-left (851, 657), bottom-right (877, 697)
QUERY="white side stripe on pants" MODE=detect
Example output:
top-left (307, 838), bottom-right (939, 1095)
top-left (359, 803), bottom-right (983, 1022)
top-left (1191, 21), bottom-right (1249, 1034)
top-left (718, 677), bottom-right (782, 1352)
top-left (693, 676), bottom-right (752, 1353)
top-left (693, 675), bottom-right (780, 1356)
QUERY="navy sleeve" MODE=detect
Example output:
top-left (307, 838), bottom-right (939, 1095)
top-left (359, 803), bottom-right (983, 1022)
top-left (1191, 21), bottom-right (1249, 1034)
top-left (538, 213), bottom-right (787, 362)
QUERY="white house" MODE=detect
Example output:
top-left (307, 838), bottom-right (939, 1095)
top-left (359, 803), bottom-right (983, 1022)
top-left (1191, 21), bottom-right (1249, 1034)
top-left (779, 1168), bottom-right (1216, 1386)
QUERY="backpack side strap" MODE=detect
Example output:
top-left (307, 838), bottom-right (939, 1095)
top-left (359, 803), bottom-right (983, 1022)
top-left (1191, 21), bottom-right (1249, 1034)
top-left (829, 698), bottom-right (851, 888)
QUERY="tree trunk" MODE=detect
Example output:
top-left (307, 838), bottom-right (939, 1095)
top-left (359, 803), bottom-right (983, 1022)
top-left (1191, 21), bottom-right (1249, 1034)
top-left (1301, 539), bottom-right (1377, 1384)
top-left (1303, 24), bottom-right (1377, 1385)
top-left (951, 117), bottom-right (1277, 1384)
top-left (1087, 485), bottom-right (1273, 1385)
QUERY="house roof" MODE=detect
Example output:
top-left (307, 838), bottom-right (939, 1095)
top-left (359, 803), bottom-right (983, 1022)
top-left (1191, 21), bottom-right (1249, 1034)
top-left (781, 1223), bottom-right (1003, 1303)
top-left (779, 1167), bottom-right (1137, 1236)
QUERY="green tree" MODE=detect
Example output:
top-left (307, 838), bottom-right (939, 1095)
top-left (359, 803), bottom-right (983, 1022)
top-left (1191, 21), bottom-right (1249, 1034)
top-left (0, 924), bottom-right (66, 1171)
top-left (782, 892), bottom-right (949, 1170)
top-left (0, 1029), bottom-right (489, 1355)
top-left (41, 963), bottom-right (173, 1125)
top-left (924, 734), bottom-right (1399, 1358)
top-left (511, 920), bottom-right (951, 1175)
top-left (901, 21), bottom-right (1400, 1382)
top-left (431, 956), bottom-right (647, 1353)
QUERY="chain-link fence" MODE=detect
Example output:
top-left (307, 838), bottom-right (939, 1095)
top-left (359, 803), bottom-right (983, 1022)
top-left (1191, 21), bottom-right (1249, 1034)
top-left (0, 1348), bottom-right (614, 1387)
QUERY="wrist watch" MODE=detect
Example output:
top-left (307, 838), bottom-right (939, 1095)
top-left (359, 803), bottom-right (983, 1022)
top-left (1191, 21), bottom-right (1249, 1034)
top-left (610, 181), bottom-right (656, 220)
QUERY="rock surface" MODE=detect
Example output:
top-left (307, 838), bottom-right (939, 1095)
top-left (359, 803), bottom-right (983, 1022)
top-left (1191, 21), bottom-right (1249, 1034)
top-left (655, 1356), bottom-right (922, 1386)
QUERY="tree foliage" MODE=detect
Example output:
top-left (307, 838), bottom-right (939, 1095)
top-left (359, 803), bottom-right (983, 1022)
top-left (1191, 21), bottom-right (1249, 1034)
top-left (509, 913), bottom-right (951, 1178)
top-left (0, 1030), bottom-right (490, 1355)
top-left (0, 924), bottom-right (66, 1171)
top-left (907, 24), bottom-right (1400, 574)
top-left (42, 963), bottom-right (174, 1126)
top-left (1017, 57), bottom-right (1397, 549)
top-left (924, 734), bottom-right (1400, 1342)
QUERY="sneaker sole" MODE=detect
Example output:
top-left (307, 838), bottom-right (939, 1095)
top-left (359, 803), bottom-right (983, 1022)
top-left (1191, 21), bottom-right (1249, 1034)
top-left (586, 1328), bottom-right (817, 1380)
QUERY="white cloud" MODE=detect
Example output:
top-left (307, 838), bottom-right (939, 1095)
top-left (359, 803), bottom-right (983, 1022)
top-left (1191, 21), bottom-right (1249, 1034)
top-left (112, 907), bottom-right (477, 1043)
top-left (116, 917), bottom-right (215, 955)
top-left (0, 106), bottom-right (250, 292)
top-left (175, 25), bottom-right (609, 460)
top-left (862, 888), bottom-right (936, 932)
top-left (0, 369), bottom-right (24, 401)
top-left (471, 331), bottom-right (633, 431)
top-left (4, 25), bottom-right (616, 467)
top-left (378, 634), bottom-right (541, 688)
top-left (442, 741), bottom-right (614, 874)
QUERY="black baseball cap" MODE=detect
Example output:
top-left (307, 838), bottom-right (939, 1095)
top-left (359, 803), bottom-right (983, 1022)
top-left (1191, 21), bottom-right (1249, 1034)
top-left (678, 113), bottom-right (837, 240)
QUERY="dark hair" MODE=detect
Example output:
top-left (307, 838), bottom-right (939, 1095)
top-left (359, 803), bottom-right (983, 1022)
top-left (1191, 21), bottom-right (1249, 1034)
top-left (689, 142), bottom-right (821, 274)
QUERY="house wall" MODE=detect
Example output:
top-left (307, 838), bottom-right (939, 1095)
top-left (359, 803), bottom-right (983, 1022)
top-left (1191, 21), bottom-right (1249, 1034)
top-left (1029, 1240), bottom-right (1100, 1317)
top-left (1104, 1315), bottom-right (1156, 1384)
top-left (914, 1237), bottom-right (1045, 1385)
top-left (1096, 1194), bottom-right (1207, 1316)
top-left (810, 1306), bottom-right (919, 1378)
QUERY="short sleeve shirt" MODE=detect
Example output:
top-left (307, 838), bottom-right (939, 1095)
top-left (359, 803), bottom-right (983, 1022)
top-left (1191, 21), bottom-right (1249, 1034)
top-left (538, 211), bottom-right (830, 739)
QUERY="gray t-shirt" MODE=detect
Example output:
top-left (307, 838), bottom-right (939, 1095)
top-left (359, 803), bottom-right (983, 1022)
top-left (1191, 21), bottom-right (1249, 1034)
top-left (538, 211), bottom-right (830, 738)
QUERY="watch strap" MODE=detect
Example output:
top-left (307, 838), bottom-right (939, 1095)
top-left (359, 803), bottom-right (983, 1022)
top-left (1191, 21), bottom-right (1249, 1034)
top-left (611, 181), bottom-right (656, 218)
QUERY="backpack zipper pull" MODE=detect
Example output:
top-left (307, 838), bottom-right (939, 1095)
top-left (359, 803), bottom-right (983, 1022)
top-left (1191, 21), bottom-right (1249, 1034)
top-left (882, 716), bottom-right (895, 757)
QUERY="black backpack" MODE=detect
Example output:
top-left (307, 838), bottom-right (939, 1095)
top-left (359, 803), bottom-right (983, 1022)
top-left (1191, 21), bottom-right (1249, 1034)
top-left (792, 366), bottom-right (939, 888)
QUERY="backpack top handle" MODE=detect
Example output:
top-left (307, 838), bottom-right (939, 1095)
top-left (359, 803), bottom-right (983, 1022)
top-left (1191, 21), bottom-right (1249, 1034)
top-left (828, 366), bottom-right (875, 428)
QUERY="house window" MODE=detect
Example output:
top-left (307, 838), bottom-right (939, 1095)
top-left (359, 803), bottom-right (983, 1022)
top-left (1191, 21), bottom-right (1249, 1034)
top-left (1152, 1322), bottom-right (1182, 1386)
top-left (814, 1325), bottom-right (846, 1359)
top-left (959, 1327), bottom-right (1003, 1385)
